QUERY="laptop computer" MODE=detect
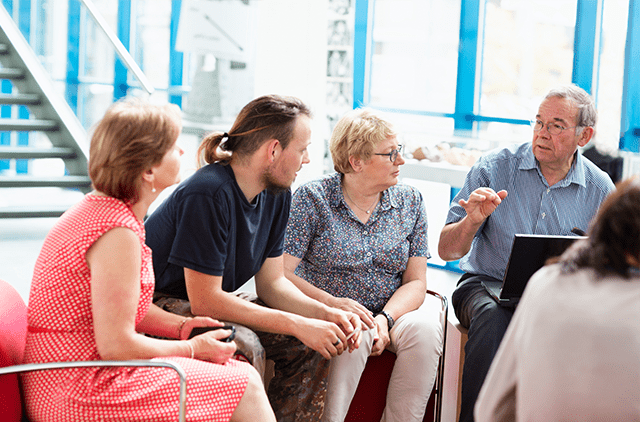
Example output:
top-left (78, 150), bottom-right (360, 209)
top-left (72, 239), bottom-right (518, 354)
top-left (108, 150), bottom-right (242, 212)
top-left (481, 234), bottom-right (586, 307)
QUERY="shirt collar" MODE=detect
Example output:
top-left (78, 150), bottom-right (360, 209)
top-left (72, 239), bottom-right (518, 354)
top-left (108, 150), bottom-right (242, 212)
top-left (519, 144), bottom-right (586, 188)
top-left (327, 172), bottom-right (400, 210)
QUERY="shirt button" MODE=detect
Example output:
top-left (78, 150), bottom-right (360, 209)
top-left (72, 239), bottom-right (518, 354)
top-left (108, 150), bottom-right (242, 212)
top-left (366, 252), bottom-right (372, 257)
top-left (542, 212), bottom-right (546, 219)
top-left (546, 188), bottom-right (550, 194)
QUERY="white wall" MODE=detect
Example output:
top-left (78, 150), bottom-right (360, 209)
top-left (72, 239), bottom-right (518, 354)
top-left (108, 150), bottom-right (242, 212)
top-left (254, 0), bottom-right (329, 187)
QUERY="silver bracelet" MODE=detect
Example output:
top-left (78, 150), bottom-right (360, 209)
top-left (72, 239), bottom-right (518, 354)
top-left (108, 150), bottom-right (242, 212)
top-left (185, 340), bottom-right (195, 359)
top-left (177, 317), bottom-right (190, 339)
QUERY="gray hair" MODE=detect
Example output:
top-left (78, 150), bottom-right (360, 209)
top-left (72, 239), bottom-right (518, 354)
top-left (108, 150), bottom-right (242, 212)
top-left (545, 84), bottom-right (597, 135)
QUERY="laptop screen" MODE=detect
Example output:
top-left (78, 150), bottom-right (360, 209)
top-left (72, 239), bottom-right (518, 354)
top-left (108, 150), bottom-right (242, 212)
top-left (500, 234), bottom-right (585, 300)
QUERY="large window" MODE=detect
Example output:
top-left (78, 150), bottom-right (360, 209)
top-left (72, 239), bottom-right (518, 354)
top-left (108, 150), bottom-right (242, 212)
top-left (479, 0), bottom-right (577, 139)
top-left (369, 0), bottom-right (461, 113)
top-left (355, 0), bottom-right (635, 155)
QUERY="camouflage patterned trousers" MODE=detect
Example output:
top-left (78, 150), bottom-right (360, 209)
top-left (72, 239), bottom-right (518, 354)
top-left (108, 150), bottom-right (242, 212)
top-left (153, 291), bottom-right (330, 421)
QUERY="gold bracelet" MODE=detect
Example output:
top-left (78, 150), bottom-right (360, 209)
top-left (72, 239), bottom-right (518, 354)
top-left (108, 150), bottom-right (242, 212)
top-left (177, 318), bottom-right (190, 339)
top-left (185, 340), bottom-right (195, 359)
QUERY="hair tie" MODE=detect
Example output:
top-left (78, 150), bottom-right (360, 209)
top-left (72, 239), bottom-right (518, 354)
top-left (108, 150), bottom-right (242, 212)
top-left (223, 132), bottom-right (230, 140)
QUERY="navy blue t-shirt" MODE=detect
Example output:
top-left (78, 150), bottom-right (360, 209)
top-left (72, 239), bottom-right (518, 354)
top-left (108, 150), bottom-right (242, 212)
top-left (145, 163), bottom-right (291, 298)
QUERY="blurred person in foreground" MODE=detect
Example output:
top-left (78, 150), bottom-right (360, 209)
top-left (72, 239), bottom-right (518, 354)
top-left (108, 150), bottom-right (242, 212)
top-left (476, 176), bottom-right (640, 421)
top-left (438, 84), bottom-right (615, 422)
top-left (21, 98), bottom-right (275, 421)
top-left (284, 108), bottom-right (444, 422)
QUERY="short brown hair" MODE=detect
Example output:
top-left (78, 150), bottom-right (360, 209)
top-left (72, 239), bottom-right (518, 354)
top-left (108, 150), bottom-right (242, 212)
top-left (89, 98), bottom-right (182, 203)
top-left (329, 108), bottom-right (397, 174)
top-left (197, 94), bottom-right (312, 167)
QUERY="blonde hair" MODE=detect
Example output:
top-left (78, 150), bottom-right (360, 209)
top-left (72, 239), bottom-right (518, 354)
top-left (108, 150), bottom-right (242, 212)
top-left (329, 108), bottom-right (397, 174)
top-left (89, 98), bottom-right (182, 203)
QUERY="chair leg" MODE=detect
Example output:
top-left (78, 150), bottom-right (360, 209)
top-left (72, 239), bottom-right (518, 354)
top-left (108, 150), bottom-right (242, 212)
top-left (427, 290), bottom-right (448, 422)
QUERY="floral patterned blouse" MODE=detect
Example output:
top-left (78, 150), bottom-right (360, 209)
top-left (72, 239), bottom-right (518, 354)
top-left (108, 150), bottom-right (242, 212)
top-left (284, 172), bottom-right (429, 313)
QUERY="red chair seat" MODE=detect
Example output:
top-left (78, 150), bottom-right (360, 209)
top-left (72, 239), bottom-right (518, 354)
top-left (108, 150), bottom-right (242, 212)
top-left (0, 279), bottom-right (28, 422)
top-left (345, 350), bottom-right (435, 422)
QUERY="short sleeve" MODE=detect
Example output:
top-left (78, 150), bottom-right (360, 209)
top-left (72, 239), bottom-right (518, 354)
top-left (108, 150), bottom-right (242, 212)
top-left (284, 184), bottom-right (317, 259)
top-left (168, 192), bottom-right (231, 276)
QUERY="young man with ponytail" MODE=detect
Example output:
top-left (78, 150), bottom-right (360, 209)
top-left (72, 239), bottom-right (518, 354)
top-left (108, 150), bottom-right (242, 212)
top-left (145, 94), bottom-right (361, 422)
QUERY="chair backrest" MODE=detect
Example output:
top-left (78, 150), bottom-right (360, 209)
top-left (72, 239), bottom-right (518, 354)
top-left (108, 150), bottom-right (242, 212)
top-left (0, 279), bottom-right (28, 422)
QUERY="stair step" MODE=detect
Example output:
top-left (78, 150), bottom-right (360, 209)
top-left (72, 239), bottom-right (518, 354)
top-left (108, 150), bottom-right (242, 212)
top-left (0, 93), bottom-right (41, 105)
top-left (0, 118), bottom-right (58, 131)
top-left (0, 67), bottom-right (24, 79)
top-left (0, 205), bottom-right (70, 219)
top-left (0, 146), bottom-right (77, 159)
top-left (0, 175), bottom-right (92, 188)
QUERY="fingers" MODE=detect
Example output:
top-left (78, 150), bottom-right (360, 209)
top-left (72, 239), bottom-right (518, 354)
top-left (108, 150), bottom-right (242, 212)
top-left (370, 338), bottom-right (385, 356)
top-left (190, 334), bottom-right (237, 364)
top-left (459, 188), bottom-right (508, 223)
top-left (465, 188), bottom-right (505, 205)
top-left (354, 306), bottom-right (375, 329)
top-left (181, 317), bottom-right (223, 340)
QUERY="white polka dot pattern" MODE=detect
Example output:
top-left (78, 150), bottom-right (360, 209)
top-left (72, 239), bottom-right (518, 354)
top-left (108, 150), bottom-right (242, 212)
top-left (20, 195), bottom-right (250, 421)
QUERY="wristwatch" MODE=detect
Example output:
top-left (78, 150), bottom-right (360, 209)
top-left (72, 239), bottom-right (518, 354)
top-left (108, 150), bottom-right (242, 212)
top-left (379, 310), bottom-right (395, 330)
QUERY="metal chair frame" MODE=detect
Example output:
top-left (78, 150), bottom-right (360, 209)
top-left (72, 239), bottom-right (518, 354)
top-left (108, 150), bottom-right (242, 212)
top-left (0, 278), bottom-right (188, 422)
top-left (427, 289), bottom-right (448, 422)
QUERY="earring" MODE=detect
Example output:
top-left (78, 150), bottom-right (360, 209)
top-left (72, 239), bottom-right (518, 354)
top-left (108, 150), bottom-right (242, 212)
top-left (151, 182), bottom-right (156, 193)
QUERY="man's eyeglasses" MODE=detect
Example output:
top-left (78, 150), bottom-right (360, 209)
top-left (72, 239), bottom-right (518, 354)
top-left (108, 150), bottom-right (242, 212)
top-left (530, 119), bottom-right (580, 135)
top-left (374, 145), bottom-right (403, 162)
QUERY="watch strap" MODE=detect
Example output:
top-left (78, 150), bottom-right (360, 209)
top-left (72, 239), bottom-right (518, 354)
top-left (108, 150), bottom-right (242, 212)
top-left (380, 310), bottom-right (394, 330)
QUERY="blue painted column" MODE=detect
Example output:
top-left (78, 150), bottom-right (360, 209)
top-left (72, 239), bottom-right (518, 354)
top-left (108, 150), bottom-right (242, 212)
top-left (620, 0), bottom-right (640, 152)
top-left (353, 0), bottom-right (372, 109)
top-left (454, 0), bottom-right (480, 132)
top-left (114, 0), bottom-right (131, 100)
top-left (169, 0), bottom-right (183, 106)
top-left (66, 0), bottom-right (80, 114)
top-left (572, 0), bottom-right (601, 94)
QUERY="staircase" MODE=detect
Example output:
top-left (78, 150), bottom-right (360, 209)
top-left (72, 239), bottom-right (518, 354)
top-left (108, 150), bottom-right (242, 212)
top-left (0, 5), bottom-right (91, 219)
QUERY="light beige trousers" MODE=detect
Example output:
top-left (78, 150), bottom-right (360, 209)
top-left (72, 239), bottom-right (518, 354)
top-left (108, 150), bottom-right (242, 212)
top-left (321, 294), bottom-right (444, 422)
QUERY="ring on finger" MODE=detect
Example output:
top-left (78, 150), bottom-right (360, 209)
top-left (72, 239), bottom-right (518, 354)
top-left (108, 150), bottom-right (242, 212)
top-left (332, 340), bottom-right (341, 347)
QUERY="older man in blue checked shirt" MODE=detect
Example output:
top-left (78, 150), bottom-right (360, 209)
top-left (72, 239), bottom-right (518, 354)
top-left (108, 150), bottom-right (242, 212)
top-left (438, 84), bottom-right (615, 422)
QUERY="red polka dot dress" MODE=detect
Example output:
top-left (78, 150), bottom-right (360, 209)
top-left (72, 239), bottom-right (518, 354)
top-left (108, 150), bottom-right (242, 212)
top-left (21, 195), bottom-right (250, 421)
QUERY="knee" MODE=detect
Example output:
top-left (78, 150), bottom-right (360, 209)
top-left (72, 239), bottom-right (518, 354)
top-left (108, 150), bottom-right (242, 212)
top-left (466, 304), bottom-right (512, 351)
top-left (471, 302), bottom-right (511, 331)
top-left (393, 317), bottom-right (443, 355)
top-left (245, 365), bottom-right (265, 392)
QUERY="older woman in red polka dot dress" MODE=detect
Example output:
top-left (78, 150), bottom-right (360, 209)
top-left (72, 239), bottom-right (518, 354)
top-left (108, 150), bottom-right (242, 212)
top-left (20, 99), bottom-right (275, 422)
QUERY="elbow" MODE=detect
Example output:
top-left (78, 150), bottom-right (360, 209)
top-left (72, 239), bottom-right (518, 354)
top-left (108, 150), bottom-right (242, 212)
top-left (95, 336), bottom-right (134, 361)
top-left (189, 299), bottom-right (209, 317)
top-left (438, 244), bottom-right (459, 262)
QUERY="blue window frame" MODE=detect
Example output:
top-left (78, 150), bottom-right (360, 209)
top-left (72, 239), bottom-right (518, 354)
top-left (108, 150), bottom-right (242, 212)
top-left (354, 0), bottom-right (639, 152)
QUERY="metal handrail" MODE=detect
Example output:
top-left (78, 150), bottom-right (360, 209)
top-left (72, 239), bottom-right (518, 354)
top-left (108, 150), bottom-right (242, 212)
top-left (80, 0), bottom-right (155, 95)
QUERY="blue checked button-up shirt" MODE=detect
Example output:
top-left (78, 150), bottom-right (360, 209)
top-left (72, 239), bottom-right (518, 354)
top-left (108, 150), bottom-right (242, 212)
top-left (445, 142), bottom-right (615, 281)
top-left (284, 172), bottom-right (429, 313)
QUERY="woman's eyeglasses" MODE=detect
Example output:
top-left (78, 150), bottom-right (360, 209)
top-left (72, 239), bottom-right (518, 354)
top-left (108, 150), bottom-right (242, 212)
top-left (374, 145), bottom-right (404, 162)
